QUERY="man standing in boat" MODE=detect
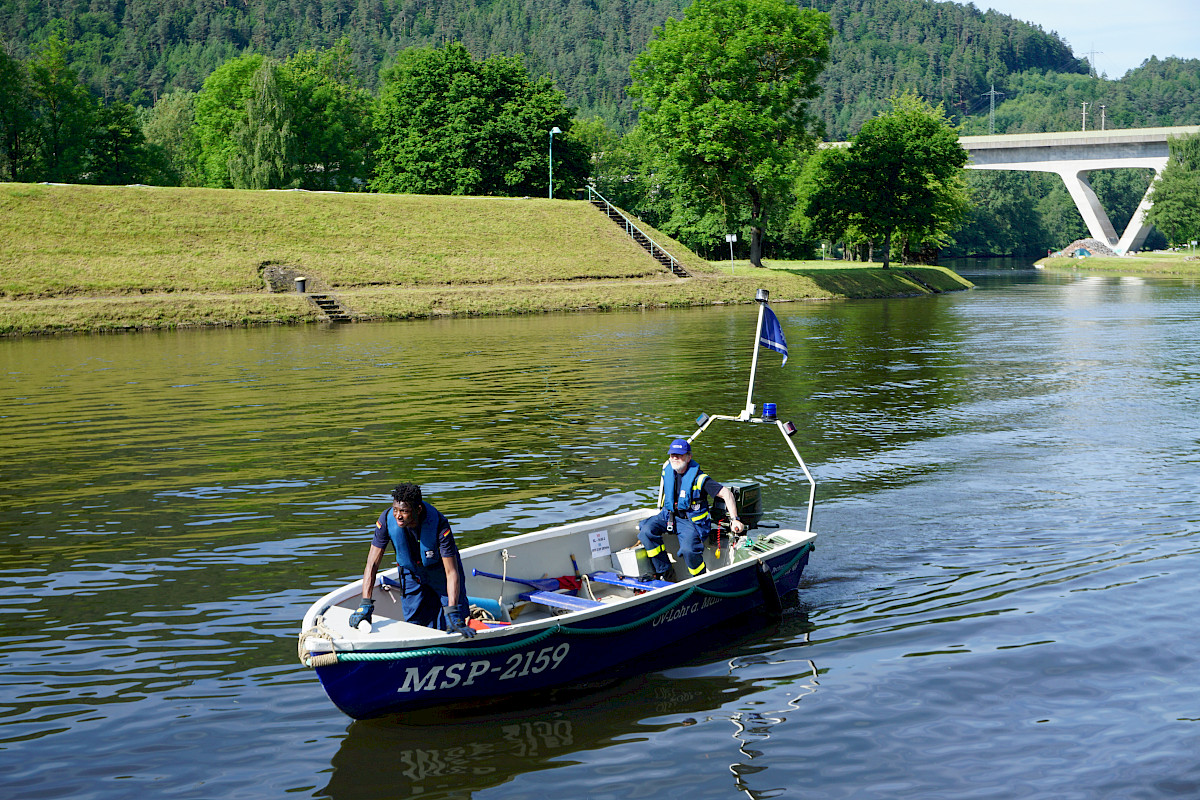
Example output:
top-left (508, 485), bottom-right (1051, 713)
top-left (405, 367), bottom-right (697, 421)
top-left (639, 438), bottom-right (747, 581)
top-left (348, 483), bottom-right (475, 637)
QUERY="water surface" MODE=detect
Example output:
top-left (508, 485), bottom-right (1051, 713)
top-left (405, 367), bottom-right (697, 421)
top-left (3, 266), bottom-right (1198, 799)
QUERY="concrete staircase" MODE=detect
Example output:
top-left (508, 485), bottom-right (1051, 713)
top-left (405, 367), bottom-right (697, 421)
top-left (900, 271), bottom-right (941, 294)
top-left (588, 187), bottom-right (690, 278)
top-left (306, 293), bottom-right (352, 323)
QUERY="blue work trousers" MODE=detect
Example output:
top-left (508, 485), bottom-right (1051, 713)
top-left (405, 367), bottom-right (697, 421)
top-left (395, 568), bottom-right (469, 631)
top-left (638, 507), bottom-right (709, 578)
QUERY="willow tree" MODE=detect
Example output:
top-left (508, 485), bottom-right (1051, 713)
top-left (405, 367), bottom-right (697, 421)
top-left (629, 0), bottom-right (832, 267)
top-left (227, 61), bottom-right (297, 189)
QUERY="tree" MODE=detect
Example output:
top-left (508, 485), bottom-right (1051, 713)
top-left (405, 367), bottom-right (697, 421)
top-left (1145, 133), bottom-right (1200, 246)
top-left (228, 61), bottom-right (296, 190)
top-left (804, 91), bottom-right (970, 268)
top-left (141, 91), bottom-right (202, 185)
top-left (26, 34), bottom-right (95, 182)
top-left (0, 49), bottom-right (36, 181)
top-left (629, 0), bottom-right (832, 266)
top-left (193, 54), bottom-right (265, 187)
top-left (87, 100), bottom-right (161, 185)
top-left (282, 42), bottom-right (375, 192)
top-left (372, 43), bottom-right (587, 197)
top-left (947, 171), bottom-right (1048, 257)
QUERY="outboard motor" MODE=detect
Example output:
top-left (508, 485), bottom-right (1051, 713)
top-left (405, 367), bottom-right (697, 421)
top-left (711, 482), bottom-right (762, 530)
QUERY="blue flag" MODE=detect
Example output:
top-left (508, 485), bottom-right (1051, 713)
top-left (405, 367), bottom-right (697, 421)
top-left (759, 306), bottom-right (788, 365)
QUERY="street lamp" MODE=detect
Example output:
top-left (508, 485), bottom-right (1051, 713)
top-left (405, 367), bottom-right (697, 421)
top-left (548, 126), bottom-right (562, 199)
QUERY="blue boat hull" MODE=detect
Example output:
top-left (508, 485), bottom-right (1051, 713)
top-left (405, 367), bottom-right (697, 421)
top-left (312, 542), bottom-right (812, 719)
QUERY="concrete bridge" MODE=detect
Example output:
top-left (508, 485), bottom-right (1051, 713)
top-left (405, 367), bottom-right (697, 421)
top-left (961, 126), bottom-right (1200, 253)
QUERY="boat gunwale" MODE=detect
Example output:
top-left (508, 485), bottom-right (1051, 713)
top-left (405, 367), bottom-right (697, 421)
top-left (302, 521), bottom-right (815, 655)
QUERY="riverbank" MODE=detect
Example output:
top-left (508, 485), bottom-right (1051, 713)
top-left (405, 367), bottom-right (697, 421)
top-left (1036, 250), bottom-right (1200, 275)
top-left (1, 182), bottom-right (972, 336)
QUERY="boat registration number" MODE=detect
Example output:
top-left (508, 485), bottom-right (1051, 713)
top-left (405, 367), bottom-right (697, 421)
top-left (398, 643), bottom-right (571, 693)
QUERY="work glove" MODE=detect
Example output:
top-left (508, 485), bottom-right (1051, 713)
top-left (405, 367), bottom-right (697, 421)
top-left (348, 598), bottom-right (374, 629)
top-left (446, 607), bottom-right (476, 638)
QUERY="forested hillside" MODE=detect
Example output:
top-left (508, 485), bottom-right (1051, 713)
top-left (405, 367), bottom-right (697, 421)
top-left (814, 0), bottom-right (1083, 136)
top-left (0, 0), bottom-right (693, 130)
top-left (4, 0), bottom-right (1197, 138)
top-left (0, 0), bottom-right (1092, 137)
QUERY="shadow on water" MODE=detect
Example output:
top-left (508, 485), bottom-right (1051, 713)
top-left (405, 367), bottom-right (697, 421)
top-left (320, 610), bottom-right (822, 800)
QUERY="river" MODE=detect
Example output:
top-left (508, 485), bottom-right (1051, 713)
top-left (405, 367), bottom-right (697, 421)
top-left (2, 264), bottom-right (1198, 799)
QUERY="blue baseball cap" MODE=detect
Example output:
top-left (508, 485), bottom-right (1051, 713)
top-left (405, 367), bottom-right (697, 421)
top-left (667, 438), bottom-right (691, 455)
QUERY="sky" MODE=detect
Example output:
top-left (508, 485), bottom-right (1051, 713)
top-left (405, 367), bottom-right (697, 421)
top-left (979, 0), bottom-right (1200, 77)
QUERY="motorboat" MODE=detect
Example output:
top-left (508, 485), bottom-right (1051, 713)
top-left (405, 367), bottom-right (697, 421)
top-left (298, 290), bottom-right (816, 719)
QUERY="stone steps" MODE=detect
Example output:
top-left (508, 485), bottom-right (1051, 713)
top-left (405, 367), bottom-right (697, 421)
top-left (306, 293), bottom-right (352, 323)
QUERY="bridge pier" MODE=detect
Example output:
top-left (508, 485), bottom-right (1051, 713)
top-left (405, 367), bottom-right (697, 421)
top-left (969, 159), bottom-right (1165, 254)
top-left (1055, 166), bottom-right (1166, 253)
top-left (961, 127), bottom-right (1198, 254)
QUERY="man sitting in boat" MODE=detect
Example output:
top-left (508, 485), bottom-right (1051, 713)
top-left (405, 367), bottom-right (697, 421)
top-left (347, 483), bottom-right (475, 637)
top-left (639, 438), bottom-right (747, 581)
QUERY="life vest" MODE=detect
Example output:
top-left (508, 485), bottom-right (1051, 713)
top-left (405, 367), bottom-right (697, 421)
top-left (658, 460), bottom-right (710, 523)
top-left (386, 500), bottom-right (447, 594)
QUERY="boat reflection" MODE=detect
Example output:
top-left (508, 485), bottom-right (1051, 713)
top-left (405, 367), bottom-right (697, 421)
top-left (321, 670), bottom-right (728, 799)
top-left (321, 631), bottom-right (822, 800)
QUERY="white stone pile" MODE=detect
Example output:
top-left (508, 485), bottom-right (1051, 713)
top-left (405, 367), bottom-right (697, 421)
top-left (1050, 238), bottom-right (1119, 258)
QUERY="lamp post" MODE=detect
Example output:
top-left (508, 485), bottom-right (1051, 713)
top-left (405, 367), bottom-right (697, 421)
top-left (548, 126), bottom-right (562, 199)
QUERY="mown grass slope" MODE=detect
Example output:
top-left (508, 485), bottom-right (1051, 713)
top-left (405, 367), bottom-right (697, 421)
top-left (0, 183), bottom-right (972, 335)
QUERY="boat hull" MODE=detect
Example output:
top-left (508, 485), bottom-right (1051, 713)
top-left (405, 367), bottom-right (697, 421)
top-left (310, 539), bottom-right (812, 719)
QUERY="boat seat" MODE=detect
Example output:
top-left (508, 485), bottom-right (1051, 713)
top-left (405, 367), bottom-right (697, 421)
top-left (589, 571), bottom-right (673, 591)
top-left (520, 590), bottom-right (605, 612)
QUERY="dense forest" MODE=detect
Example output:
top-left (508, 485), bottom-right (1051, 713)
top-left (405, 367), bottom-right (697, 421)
top-left (0, 0), bottom-right (1095, 136)
top-left (3, 0), bottom-right (1199, 257)
top-left (5, 0), bottom-right (1198, 138)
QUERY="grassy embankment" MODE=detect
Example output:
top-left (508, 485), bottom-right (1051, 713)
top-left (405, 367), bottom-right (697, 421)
top-left (1, 182), bottom-right (972, 336)
top-left (1036, 251), bottom-right (1200, 274)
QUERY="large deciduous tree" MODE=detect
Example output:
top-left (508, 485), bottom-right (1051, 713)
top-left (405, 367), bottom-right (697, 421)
top-left (283, 42), bottom-right (375, 192)
top-left (628, 0), bottom-right (832, 267)
top-left (804, 91), bottom-right (970, 268)
top-left (372, 43), bottom-right (586, 197)
top-left (194, 54), bottom-right (266, 187)
top-left (194, 45), bottom-right (372, 191)
top-left (1145, 133), bottom-right (1200, 247)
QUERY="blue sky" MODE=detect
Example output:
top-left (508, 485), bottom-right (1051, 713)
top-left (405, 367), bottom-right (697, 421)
top-left (980, 0), bottom-right (1200, 77)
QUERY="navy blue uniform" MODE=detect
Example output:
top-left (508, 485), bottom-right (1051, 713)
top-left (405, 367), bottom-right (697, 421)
top-left (638, 460), bottom-right (724, 578)
top-left (372, 502), bottom-right (469, 630)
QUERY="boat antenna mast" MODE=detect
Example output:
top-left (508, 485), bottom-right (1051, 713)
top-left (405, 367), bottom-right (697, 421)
top-left (689, 288), bottom-right (816, 533)
top-left (742, 288), bottom-right (770, 420)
